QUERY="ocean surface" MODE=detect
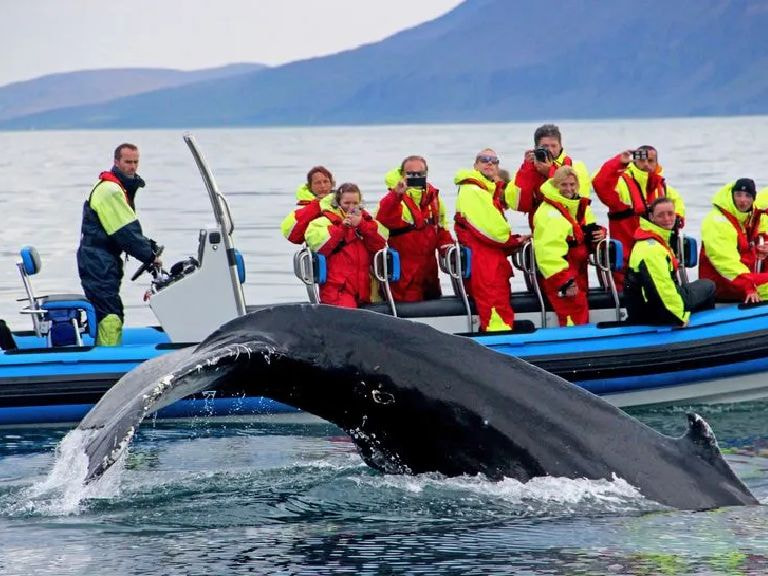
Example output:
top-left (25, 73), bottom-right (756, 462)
top-left (1, 118), bottom-right (768, 575)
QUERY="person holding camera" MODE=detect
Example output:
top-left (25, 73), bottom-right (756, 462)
top-left (592, 146), bottom-right (685, 288)
top-left (699, 179), bottom-right (768, 303)
top-left (77, 143), bottom-right (161, 346)
top-left (281, 165), bottom-right (335, 244)
top-left (532, 166), bottom-right (606, 327)
top-left (304, 183), bottom-right (388, 308)
top-left (376, 155), bottom-right (454, 302)
top-left (511, 124), bottom-right (592, 228)
top-left (454, 148), bottom-right (530, 332)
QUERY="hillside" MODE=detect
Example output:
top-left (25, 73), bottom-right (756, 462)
top-left (0, 63), bottom-right (266, 122)
top-left (1, 0), bottom-right (766, 129)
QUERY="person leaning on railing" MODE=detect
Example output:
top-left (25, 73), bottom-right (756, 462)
top-left (532, 166), bottom-right (606, 327)
top-left (625, 197), bottom-right (715, 327)
top-left (376, 155), bottom-right (454, 302)
top-left (454, 148), bottom-right (530, 332)
top-left (304, 183), bottom-right (388, 309)
top-left (699, 179), bottom-right (768, 303)
top-left (280, 165), bottom-right (335, 245)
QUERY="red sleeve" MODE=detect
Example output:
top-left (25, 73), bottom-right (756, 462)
top-left (358, 214), bottom-right (387, 253)
top-left (437, 226), bottom-right (454, 247)
top-left (592, 155), bottom-right (630, 212)
top-left (286, 200), bottom-right (321, 244)
top-left (376, 190), bottom-right (408, 230)
top-left (514, 160), bottom-right (544, 213)
top-left (316, 222), bottom-right (347, 256)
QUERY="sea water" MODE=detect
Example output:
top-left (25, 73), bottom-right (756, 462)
top-left (1, 119), bottom-right (768, 575)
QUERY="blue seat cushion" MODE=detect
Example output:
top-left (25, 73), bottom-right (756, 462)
top-left (39, 295), bottom-right (97, 339)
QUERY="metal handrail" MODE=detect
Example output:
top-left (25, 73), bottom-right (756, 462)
top-left (593, 237), bottom-right (622, 322)
top-left (373, 248), bottom-right (397, 317)
top-left (292, 247), bottom-right (319, 303)
top-left (440, 243), bottom-right (473, 332)
top-left (516, 239), bottom-right (547, 328)
top-left (676, 233), bottom-right (690, 285)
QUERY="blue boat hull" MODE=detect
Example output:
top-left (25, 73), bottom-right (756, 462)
top-left (3, 304), bottom-right (768, 425)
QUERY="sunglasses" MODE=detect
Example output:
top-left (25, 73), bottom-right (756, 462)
top-left (405, 171), bottom-right (427, 178)
top-left (476, 155), bottom-right (499, 165)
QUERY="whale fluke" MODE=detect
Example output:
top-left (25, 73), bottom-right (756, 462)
top-left (76, 304), bottom-right (759, 510)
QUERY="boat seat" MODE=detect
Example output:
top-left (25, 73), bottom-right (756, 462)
top-left (675, 235), bottom-right (697, 285)
top-left (293, 246), bottom-right (401, 314)
top-left (17, 245), bottom-right (97, 347)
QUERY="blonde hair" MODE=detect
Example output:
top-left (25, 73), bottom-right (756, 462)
top-left (551, 165), bottom-right (579, 190)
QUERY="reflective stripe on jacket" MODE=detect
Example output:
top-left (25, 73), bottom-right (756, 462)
top-left (699, 182), bottom-right (768, 299)
top-left (625, 218), bottom-right (688, 325)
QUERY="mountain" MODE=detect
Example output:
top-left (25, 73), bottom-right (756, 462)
top-left (0, 63), bottom-right (266, 122)
top-left (1, 0), bottom-right (766, 129)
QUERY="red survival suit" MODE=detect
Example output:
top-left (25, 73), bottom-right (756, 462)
top-left (376, 182), bottom-right (453, 302)
top-left (304, 195), bottom-right (388, 308)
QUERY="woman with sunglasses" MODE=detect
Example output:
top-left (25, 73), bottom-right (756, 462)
top-left (376, 155), bottom-right (454, 302)
top-left (305, 183), bottom-right (388, 308)
top-left (454, 148), bottom-right (530, 332)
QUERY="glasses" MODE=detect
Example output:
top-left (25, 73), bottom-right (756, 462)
top-left (476, 155), bottom-right (499, 165)
top-left (405, 171), bottom-right (427, 178)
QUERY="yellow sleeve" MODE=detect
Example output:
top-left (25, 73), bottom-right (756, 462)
top-left (701, 212), bottom-right (750, 281)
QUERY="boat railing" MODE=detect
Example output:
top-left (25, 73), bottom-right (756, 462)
top-left (592, 238), bottom-right (622, 322)
top-left (439, 243), bottom-right (474, 332)
top-left (372, 247), bottom-right (400, 317)
top-left (292, 246), bottom-right (321, 304)
top-left (514, 239), bottom-right (548, 328)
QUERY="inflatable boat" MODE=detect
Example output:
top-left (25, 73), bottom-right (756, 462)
top-left (2, 135), bottom-right (766, 426)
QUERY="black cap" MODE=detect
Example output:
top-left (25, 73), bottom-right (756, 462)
top-left (732, 178), bottom-right (756, 198)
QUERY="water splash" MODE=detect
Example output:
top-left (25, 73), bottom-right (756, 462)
top-left (10, 428), bottom-right (126, 516)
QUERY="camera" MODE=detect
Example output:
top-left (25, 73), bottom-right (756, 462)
top-left (405, 172), bottom-right (427, 189)
top-left (533, 147), bottom-right (550, 163)
top-left (632, 149), bottom-right (649, 161)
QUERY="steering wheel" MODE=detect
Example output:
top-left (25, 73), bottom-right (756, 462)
top-left (131, 245), bottom-right (164, 281)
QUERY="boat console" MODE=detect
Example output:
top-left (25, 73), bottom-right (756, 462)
top-left (146, 135), bottom-right (247, 342)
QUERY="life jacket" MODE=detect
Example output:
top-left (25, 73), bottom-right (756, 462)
top-left (389, 184), bottom-right (441, 237)
top-left (541, 195), bottom-right (590, 248)
top-left (716, 206), bottom-right (753, 253)
top-left (634, 227), bottom-right (679, 272)
top-left (608, 172), bottom-right (667, 221)
top-left (79, 173), bottom-right (132, 255)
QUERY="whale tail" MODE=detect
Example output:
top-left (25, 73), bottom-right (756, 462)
top-left (74, 304), bottom-right (759, 510)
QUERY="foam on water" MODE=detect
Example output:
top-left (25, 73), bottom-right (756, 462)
top-left (11, 429), bottom-right (127, 516)
top-left (359, 471), bottom-right (658, 515)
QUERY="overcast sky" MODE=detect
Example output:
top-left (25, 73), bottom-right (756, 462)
top-left (0, 0), bottom-right (462, 87)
